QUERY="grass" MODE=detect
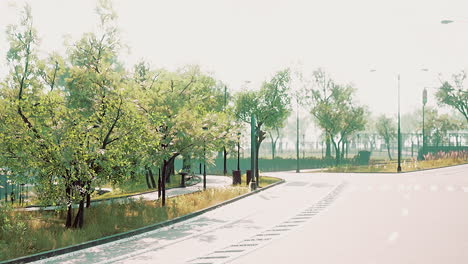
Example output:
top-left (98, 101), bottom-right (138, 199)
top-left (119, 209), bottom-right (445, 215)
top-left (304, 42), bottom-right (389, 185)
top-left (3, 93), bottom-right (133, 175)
top-left (93, 174), bottom-right (200, 201)
top-left (0, 186), bottom-right (248, 261)
top-left (326, 152), bottom-right (468, 173)
top-left (11, 174), bottom-right (200, 208)
top-left (237, 174), bottom-right (282, 187)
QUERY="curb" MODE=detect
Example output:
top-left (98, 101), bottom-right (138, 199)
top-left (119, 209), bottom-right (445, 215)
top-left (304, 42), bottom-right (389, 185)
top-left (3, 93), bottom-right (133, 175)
top-left (1, 179), bottom-right (285, 264)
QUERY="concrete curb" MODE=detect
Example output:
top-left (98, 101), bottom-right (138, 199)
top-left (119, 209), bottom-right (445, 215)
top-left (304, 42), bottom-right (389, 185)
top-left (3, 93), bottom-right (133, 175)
top-left (1, 179), bottom-right (285, 264)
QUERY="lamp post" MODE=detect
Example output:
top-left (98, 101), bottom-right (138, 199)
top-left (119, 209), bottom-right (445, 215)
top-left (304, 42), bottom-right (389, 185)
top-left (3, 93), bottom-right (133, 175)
top-left (250, 114), bottom-right (257, 190)
top-left (422, 88), bottom-right (427, 152)
top-left (202, 126), bottom-right (208, 190)
top-left (237, 132), bottom-right (241, 171)
top-left (397, 74), bottom-right (402, 172)
top-left (296, 97), bottom-right (300, 173)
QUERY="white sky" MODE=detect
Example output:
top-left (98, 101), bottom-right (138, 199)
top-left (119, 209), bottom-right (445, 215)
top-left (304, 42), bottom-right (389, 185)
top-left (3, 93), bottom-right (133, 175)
top-left (1, 0), bottom-right (468, 117)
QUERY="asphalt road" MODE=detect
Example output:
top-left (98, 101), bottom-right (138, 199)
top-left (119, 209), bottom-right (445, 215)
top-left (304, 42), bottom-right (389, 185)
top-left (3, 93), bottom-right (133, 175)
top-left (36, 164), bottom-right (468, 264)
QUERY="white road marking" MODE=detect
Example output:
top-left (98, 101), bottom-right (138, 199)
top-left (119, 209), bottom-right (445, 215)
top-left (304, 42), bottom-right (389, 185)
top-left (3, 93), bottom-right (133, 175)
top-left (367, 186), bottom-right (373, 191)
top-left (387, 232), bottom-right (399, 243)
top-left (414, 185), bottom-right (421, 191)
top-left (403, 193), bottom-right (411, 200)
top-left (401, 208), bottom-right (409, 216)
top-left (463, 187), bottom-right (468, 192)
top-left (430, 185), bottom-right (438, 191)
top-left (446, 185), bottom-right (454, 192)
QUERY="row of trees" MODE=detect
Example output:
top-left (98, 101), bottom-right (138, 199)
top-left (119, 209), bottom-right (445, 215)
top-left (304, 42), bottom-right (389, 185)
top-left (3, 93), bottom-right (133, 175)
top-left (0, 3), bottom-right (240, 228)
top-left (1, 2), bottom-right (466, 229)
top-left (0, 2), bottom-right (295, 229)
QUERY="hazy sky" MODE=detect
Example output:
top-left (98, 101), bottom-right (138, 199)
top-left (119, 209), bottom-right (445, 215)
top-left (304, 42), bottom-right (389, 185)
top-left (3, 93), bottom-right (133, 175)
top-left (1, 0), bottom-right (467, 117)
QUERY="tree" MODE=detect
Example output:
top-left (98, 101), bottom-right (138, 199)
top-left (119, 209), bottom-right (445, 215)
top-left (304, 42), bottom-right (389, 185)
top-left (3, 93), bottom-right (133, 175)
top-left (0, 1), bottom-right (141, 229)
top-left (376, 115), bottom-right (396, 160)
top-left (305, 69), bottom-right (367, 165)
top-left (131, 64), bottom-right (233, 206)
top-left (437, 71), bottom-right (468, 123)
top-left (424, 107), bottom-right (465, 146)
top-left (234, 69), bottom-right (291, 182)
top-left (267, 127), bottom-right (282, 159)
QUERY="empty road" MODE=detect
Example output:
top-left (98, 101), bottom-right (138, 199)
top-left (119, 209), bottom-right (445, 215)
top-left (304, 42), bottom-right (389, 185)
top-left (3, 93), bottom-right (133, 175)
top-left (36, 164), bottom-right (468, 264)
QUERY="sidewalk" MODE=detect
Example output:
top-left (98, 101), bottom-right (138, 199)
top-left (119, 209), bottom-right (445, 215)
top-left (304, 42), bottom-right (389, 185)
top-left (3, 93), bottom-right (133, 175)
top-left (18, 175), bottom-right (232, 211)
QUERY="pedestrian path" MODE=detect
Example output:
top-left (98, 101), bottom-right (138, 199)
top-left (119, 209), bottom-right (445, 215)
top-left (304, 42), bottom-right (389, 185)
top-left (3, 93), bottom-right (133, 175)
top-left (19, 175), bottom-right (232, 211)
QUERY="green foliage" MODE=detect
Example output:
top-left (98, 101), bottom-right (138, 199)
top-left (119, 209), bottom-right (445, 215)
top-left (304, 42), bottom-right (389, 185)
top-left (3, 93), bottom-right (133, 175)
top-left (304, 69), bottom-right (367, 164)
top-left (436, 71), bottom-right (468, 123)
top-left (376, 115), bottom-right (396, 160)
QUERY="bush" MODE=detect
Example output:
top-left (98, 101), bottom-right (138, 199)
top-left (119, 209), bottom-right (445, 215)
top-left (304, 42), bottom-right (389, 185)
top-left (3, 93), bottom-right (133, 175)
top-left (354, 151), bottom-right (371, 165)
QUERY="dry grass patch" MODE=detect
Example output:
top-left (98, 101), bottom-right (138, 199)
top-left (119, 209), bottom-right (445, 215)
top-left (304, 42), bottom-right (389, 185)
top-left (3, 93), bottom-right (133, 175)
top-left (0, 186), bottom-right (248, 261)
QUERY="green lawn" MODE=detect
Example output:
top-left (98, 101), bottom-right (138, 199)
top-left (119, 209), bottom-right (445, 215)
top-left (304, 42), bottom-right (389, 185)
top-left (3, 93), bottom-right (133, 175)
top-left (326, 158), bottom-right (467, 173)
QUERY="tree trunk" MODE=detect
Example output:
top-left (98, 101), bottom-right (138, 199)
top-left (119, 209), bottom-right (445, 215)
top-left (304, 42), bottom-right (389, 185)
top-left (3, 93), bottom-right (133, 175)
top-left (72, 198), bottom-right (85, 229)
top-left (223, 147), bottom-right (228, 175)
top-left (85, 181), bottom-right (91, 208)
top-left (331, 139), bottom-right (340, 165)
top-left (161, 160), bottom-right (168, 206)
top-left (157, 169), bottom-right (162, 199)
top-left (386, 143), bottom-right (393, 160)
top-left (325, 136), bottom-right (332, 158)
top-left (86, 193), bottom-right (91, 208)
top-left (65, 186), bottom-right (73, 228)
top-left (148, 168), bottom-right (156, 189)
top-left (145, 171), bottom-right (152, 189)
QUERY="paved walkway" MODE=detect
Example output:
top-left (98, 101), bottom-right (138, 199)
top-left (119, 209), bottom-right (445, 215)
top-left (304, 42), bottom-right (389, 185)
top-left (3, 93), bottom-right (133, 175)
top-left (20, 175), bottom-right (232, 211)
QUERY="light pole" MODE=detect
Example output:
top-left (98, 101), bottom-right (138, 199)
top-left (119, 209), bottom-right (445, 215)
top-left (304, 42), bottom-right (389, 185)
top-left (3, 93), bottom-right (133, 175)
top-left (296, 97), bottom-right (300, 173)
top-left (397, 74), bottom-right (402, 172)
top-left (237, 132), bottom-right (241, 171)
top-left (202, 126), bottom-right (208, 190)
top-left (250, 114), bottom-right (257, 190)
top-left (422, 88), bottom-right (427, 152)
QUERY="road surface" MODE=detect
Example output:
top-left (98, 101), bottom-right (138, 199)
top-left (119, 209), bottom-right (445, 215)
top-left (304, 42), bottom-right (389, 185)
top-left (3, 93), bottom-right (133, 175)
top-left (35, 164), bottom-right (468, 264)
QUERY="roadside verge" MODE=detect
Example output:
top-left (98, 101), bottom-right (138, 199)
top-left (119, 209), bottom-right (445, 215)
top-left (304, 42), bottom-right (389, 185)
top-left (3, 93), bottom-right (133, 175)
top-left (1, 179), bottom-right (285, 264)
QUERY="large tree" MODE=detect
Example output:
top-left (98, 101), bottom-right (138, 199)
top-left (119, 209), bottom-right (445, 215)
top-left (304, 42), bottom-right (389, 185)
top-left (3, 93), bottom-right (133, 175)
top-left (131, 64), bottom-right (234, 206)
top-left (234, 69), bottom-right (291, 183)
top-left (305, 69), bottom-right (367, 165)
top-left (437, 71), bottom-right (468, 123)
top-left (375, 115), bottom-right (396, 160)
top-left (0, 1), bottom-right (141, 229)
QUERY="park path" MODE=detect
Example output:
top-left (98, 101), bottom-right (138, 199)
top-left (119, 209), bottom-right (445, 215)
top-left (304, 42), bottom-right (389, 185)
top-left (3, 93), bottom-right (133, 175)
top-left (19, 175), bottom-right (232, 211)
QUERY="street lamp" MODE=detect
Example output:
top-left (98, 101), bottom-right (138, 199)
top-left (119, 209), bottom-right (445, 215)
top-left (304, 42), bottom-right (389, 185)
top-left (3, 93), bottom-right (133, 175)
top-left (296, 97), bottom-right (300, 173)
top-left (237, 132), bottom-right (241, 171)
top-left (397, 74), bottom-right (402, 172)
top-left (422, 88), bottom-right (428, 152)
top-left (202, 126), bottom-right (208, 190)
top-left (370, 69), bottom-right (429, 172)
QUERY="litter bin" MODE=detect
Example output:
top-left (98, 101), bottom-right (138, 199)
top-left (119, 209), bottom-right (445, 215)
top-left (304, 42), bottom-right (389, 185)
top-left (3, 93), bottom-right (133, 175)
top-left (179, 172), bottom-right (188, 188)
top-left (232, 170), bottom-right (241, 185)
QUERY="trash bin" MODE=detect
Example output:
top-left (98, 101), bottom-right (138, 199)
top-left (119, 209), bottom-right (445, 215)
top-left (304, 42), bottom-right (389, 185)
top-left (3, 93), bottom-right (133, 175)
top-left (179, 172), bottom-right (188, 187)
top-left (232, 170), bottom-right (241, 185)
top-left (246, 170), bottom-right (252, 186)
